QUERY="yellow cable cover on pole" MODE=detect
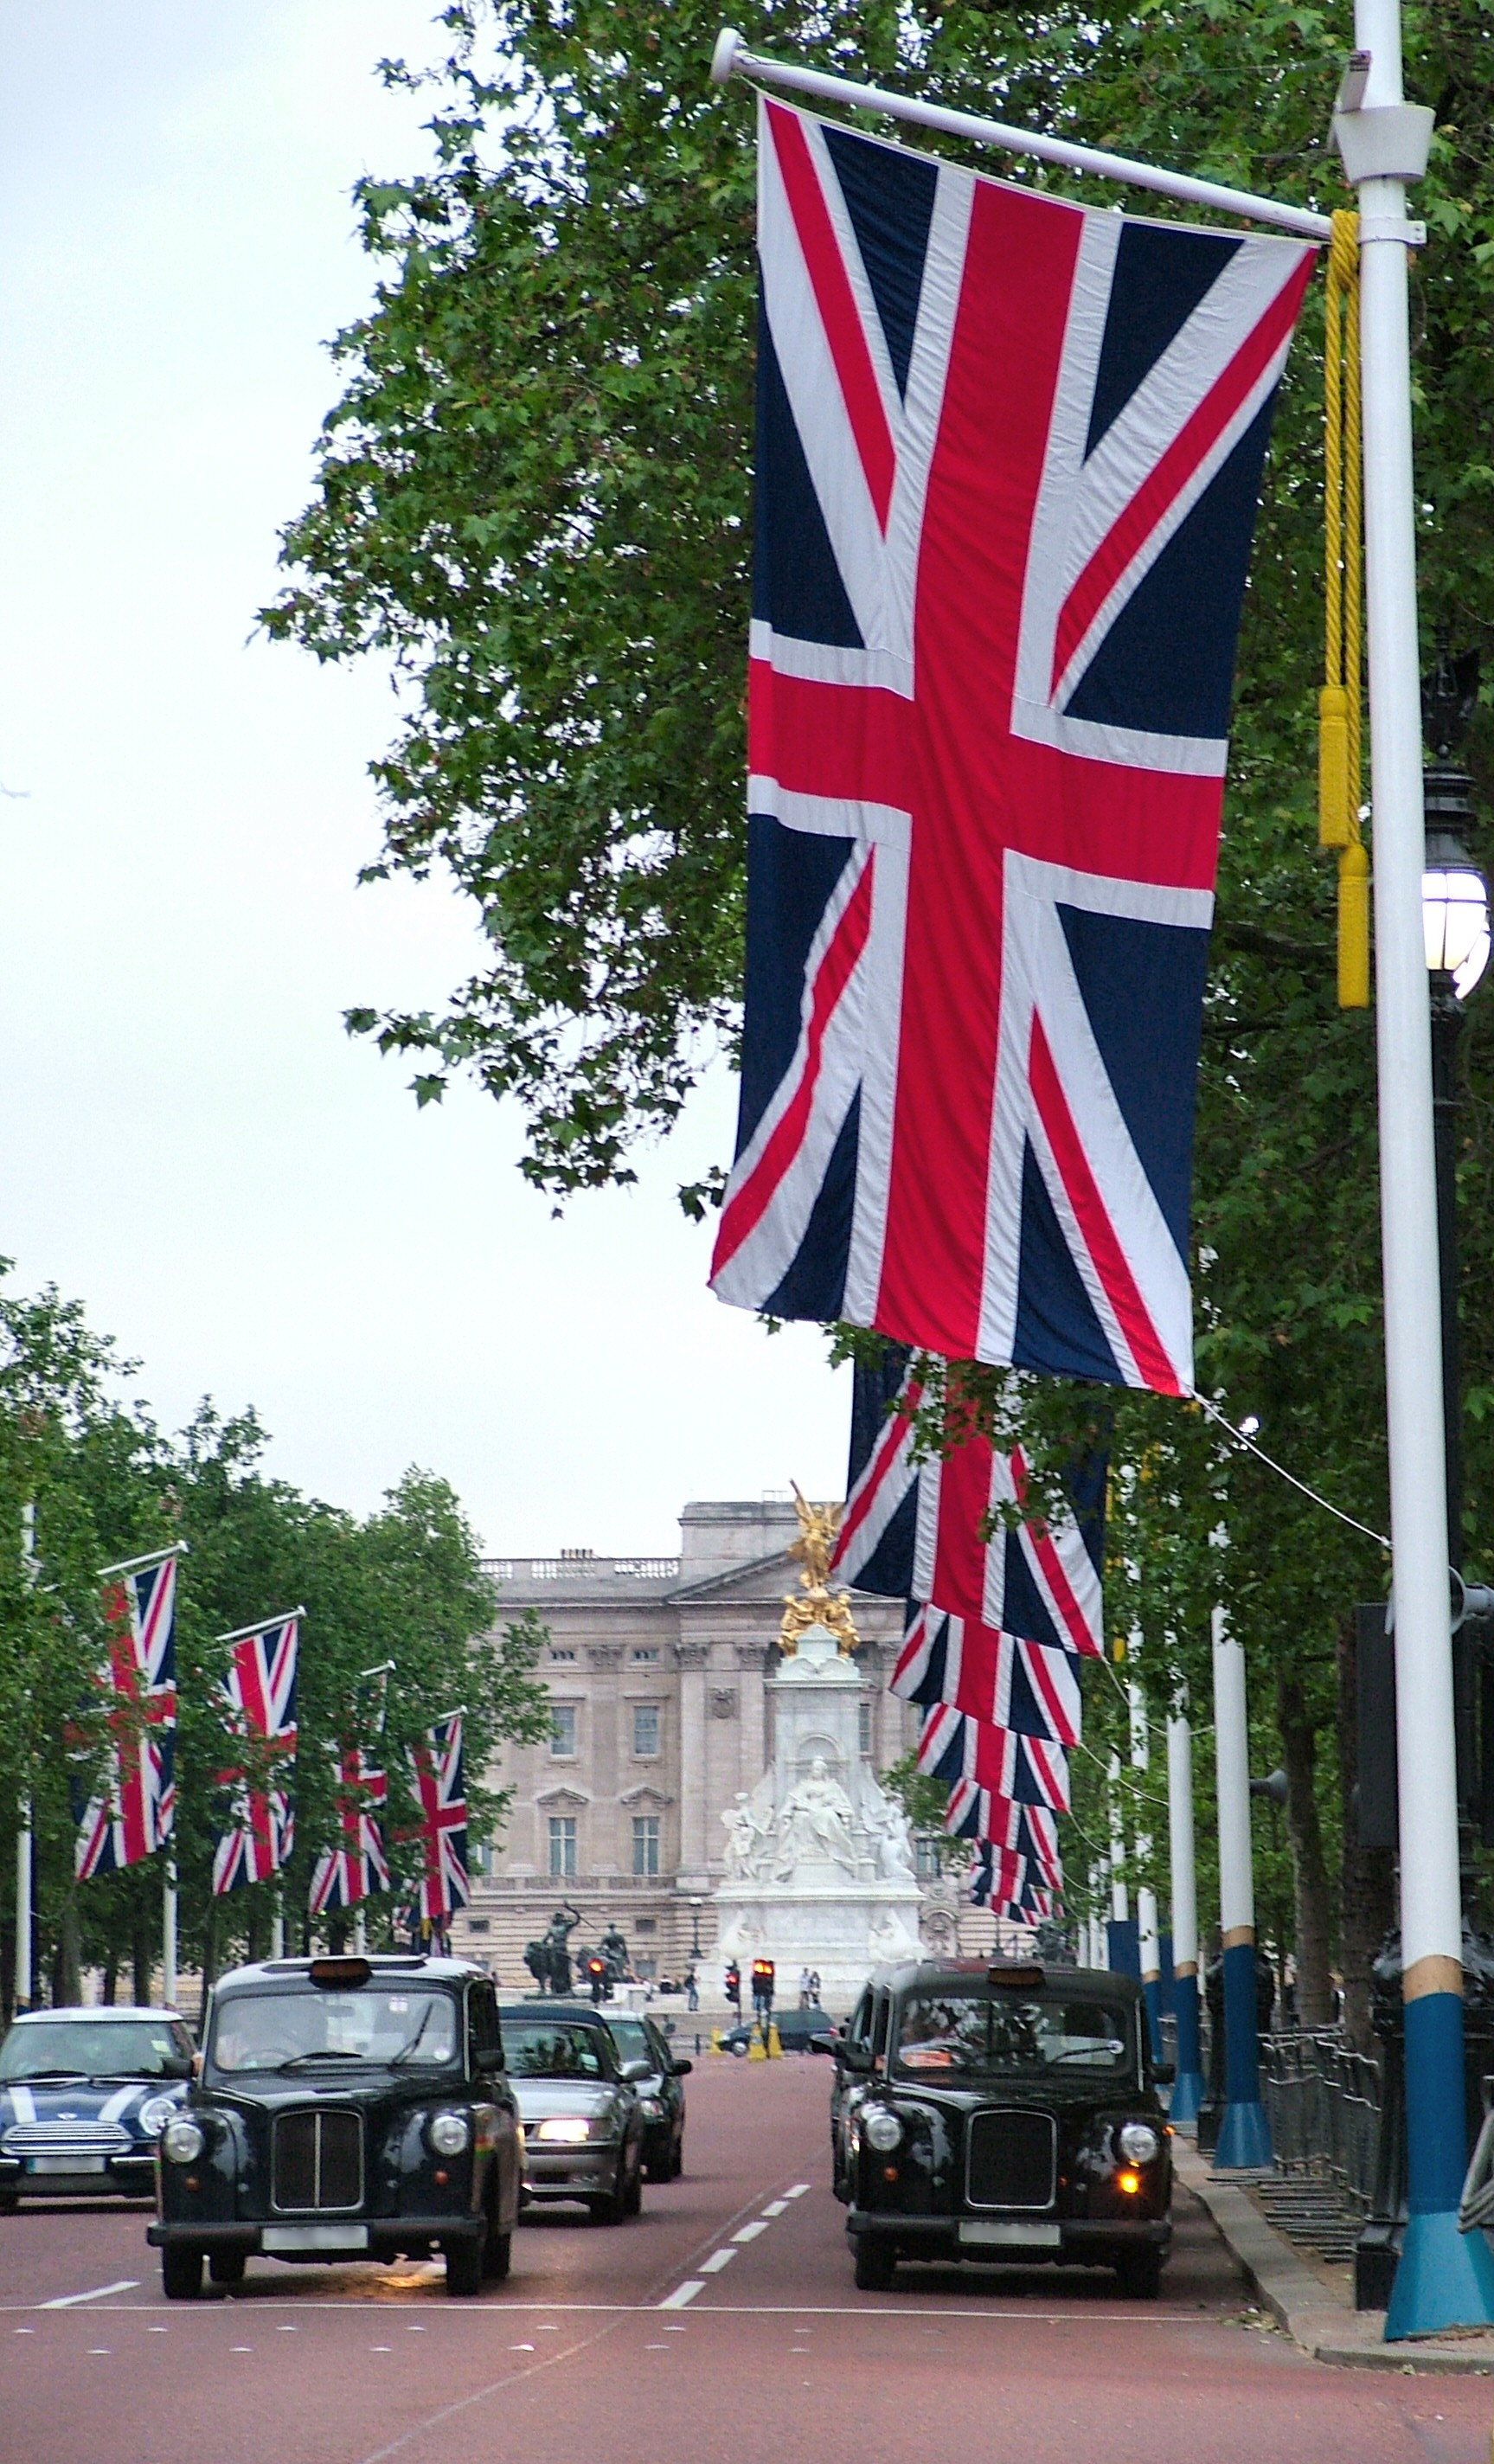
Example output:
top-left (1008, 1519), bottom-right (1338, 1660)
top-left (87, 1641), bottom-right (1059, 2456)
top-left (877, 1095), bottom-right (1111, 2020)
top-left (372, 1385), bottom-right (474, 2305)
top-left (1321, 209), bottom-right (1369, 1006)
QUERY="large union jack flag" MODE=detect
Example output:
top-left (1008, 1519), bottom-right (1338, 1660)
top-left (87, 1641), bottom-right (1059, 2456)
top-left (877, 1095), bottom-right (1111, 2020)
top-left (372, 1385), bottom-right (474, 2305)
top-left (407, 1715), bottom-right (470, 1922)
top-left (918, 1702), bottom-right (1071, 1813)
top-left (310, 1749), bottom-right (390, 1915)
top-left (74, 1550), bottom-right (181, 1882)
top-left (212, 1614), bottom-right (299, 1896)
top-left (709, 99), bottom-right (1315, 1392)
top-left (832, 1357), bottom-right (1104, 1652)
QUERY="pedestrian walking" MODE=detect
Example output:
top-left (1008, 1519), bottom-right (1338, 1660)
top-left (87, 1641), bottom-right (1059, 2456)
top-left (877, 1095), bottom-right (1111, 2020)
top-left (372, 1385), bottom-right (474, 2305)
top-left (798, 1967), bottom-right (812, 2008)
top-left (808, 1968), bottom-right (821, 2006)
top-left (685, 1966), bottom-right (699, 2012)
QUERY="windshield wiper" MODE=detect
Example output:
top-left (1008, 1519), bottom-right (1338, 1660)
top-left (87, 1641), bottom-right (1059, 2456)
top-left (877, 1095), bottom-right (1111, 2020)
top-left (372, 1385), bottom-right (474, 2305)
top-left (277, 2050), bottom-right (373, 2070)
top-left (10, 2069), bottom-right (88, 2084)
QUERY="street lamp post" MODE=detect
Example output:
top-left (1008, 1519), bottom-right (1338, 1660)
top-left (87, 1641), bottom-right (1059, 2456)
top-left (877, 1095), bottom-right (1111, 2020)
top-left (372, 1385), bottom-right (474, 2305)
top-left (689, 1897), bottom-right (704, 1961)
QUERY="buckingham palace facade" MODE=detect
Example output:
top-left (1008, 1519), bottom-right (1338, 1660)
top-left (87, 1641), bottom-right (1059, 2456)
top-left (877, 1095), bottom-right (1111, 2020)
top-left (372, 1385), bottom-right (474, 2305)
top-left (449, 1499), bottom-right (995, 1985)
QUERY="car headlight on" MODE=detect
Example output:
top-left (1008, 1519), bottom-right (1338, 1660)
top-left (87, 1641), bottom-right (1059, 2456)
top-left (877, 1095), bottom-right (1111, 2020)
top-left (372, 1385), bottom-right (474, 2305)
top-left (429, 2110), bottom-right (471, 2158)
top-left (535, 2116), bottom-right (592, 2145)
top-left (1118, 2121), bottom-right (1161, 2166)
top-left (138, 2094), bottom-right (181, 2140)
top-left (161, 2115), bottom-right (205, 2165)
top-left (863, 2106), bottom-right (904, 2154)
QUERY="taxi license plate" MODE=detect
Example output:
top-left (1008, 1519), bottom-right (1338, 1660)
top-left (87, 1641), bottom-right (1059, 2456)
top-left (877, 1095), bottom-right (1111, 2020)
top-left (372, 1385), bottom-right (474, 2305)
top-left (29, 2156), bottom-right (105, 2175)
top-left (262, 2224), bottom-right (369, 2253)
top-left (960, 2219), bottom-right (1061, 2249)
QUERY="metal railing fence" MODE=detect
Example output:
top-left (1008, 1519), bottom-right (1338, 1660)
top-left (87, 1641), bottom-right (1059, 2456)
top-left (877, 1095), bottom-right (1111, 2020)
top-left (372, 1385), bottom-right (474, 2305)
top-left (1260, 2029), bottom-right (1382, 2212)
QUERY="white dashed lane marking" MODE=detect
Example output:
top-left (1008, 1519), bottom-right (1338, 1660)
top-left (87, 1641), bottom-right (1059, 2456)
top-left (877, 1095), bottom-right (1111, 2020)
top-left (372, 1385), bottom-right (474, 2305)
top-left (732, 2222), bottom-right (769, 2243)
top-left (658, 2174), bottom-right (813, 2307)
top-left (40, 2281), bottom-right (139, 2310)
top-left (700, 2250), bottom-right (736, 2274)
top-left (658, 2281), bottom-right (705, 2310)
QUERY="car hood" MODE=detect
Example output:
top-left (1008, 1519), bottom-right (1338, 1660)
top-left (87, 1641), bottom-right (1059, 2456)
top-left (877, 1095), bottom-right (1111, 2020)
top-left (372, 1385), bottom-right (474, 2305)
top-left (200, 2068), bottom-right (468, 2119)
top-left (0, 2076), bottom-right (186, 2141)
top-left (511, 2078), bottom-right (624, 2124)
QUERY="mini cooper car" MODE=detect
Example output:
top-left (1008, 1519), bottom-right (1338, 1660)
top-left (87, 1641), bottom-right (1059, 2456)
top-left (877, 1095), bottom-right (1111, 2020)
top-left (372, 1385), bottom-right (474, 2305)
top-left (498, 2003), bottom-right (647, 2221)
top-left (147, 1954), bottom-right (522, 2299)
top-left (0, 2005), bottom-right (194, 2207)
top-left (602, 2012), bottom-right (691, 2180)
top-left (820, 1958), bottom-right (1172, 2297)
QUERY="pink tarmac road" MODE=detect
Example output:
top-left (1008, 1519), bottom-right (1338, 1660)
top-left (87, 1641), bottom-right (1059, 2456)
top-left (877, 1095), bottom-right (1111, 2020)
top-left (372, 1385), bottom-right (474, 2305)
top-left (1, 2054), bottom-right (1490, 2464)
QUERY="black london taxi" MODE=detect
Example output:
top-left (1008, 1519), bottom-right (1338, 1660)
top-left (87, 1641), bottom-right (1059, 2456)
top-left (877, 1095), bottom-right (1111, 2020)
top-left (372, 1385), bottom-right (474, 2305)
top-left (818, 1958), bottom-right (1172, 2296)
top-left (148, 1955), bottom-right (523, 2299)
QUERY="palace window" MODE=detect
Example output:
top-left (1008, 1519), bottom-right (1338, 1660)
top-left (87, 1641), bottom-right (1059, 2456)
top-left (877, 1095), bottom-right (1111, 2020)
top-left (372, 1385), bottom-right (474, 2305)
top-left (632, 1816), bottom-right (660, 1877)
top-left (548, 1817), bottom-right (577, 1879)
top-left (632, 1704), bottom-right (660, 1758)
top-left (550, 1704), bottom-right (577, 1758)
top-left (631, 1648), bottom-right (659, 1664)
top-left (550, 1648), bottom-right (576, 1663)
top-left (859, 1700), bottom-right (873, 1757)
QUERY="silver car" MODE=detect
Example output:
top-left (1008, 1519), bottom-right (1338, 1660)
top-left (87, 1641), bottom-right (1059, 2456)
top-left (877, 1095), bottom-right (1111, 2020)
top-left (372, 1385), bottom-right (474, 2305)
top-left (499, 2005), bottom-right (647, 2224)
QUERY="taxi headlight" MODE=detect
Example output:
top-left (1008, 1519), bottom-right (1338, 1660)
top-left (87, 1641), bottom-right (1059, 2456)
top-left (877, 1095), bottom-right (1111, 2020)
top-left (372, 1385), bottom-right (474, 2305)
top-left (429, 2110), bottom-right (471, 2158)
top-left (863, 2106), bottom-right (904, 2154)
top-left (535, 2115), bottom-right (592, 2145)
top-left (138, 2094), bottom-right (180, 2140)
top-left (1118, 2121), bottom-right (1161, 2166)
top-left (161, 2115), bottom-right (205, 2165)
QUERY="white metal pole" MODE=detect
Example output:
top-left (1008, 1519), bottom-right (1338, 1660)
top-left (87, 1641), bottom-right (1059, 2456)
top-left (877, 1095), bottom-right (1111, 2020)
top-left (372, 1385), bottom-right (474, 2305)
top-left (163, 1860), bottom-right (177, 2006)
top-left (1212, 1603), bottom-right (1271, 2166)
top-left (270, 1903), bottom-right (285, 1962)
top-left (1167, 1702), bottom-right (1206, 2124)
top-left (1107, 1752), bottom-right (1128, 1924)
top-left (15, 1812), bottom-right (31, 2014)
top-left (1130, 1677), bottom-right (1161, 2059)
top-left (1343, 0), bottom-right (1494, 2337)
top-left (709, 29), bottom-right (1331, 239)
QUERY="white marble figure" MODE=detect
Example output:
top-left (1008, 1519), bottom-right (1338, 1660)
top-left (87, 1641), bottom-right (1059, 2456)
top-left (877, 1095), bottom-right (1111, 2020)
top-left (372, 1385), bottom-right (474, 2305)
top-left (867, 1905), bottom-right (920, 1963)
top-left (867, 1794), bottom-right (919, 1884)
top-left (773, 1755), bottom-right (857, 1880)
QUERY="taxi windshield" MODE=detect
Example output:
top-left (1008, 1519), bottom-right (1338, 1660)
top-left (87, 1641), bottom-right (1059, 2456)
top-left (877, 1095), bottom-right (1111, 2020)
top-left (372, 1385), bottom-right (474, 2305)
top-left (893, 1992), bottom-right (1133, 2079)
top-left (0, 2018), bottom-right (189, 2082)
top-left (605, 2019), bottom-right (652, 2069)
top-left (502, 2022), bottom-right (614, 2080)
top-left (208, 1988), bottom-right (459, 2075)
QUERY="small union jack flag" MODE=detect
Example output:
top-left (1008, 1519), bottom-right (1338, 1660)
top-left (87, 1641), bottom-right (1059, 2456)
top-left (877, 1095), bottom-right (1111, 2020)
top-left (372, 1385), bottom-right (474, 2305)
top-left (946, 1791), bottom-right (1063, 1885)
top-left (212, 1614), bottom-right (299, 1896)
top-left (74, 1550), bottom-right (180, 1882)
top-left (407, 1715), bottom-right (469, 1922)
top-left (309, 1749), bottom-right (390, 1915)
top-left (894, 1604), bottom-right (1082, 1747)
top-left (833, 1358), bottom-right (1104, 1654)
top-left (918, 1703), bottom-right (1071, 1813)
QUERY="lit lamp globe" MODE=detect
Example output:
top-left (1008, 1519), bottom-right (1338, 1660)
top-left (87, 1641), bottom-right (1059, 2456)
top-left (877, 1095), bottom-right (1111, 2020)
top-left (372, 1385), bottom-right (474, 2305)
top-left (1422, 827), bottom-right (1491, 1000)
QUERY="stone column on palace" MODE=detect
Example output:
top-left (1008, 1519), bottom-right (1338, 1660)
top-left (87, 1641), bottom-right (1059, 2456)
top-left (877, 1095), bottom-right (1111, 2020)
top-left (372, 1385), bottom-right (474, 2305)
top-left (675, 1639), bottom-right (710, 1888)
top-left (737, 1642), bottom-right (767, 1800)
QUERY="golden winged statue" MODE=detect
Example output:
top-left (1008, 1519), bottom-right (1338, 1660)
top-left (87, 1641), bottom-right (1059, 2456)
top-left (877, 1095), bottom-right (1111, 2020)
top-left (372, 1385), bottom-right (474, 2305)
top-left (779, 1483), bottom-right (861, 1659)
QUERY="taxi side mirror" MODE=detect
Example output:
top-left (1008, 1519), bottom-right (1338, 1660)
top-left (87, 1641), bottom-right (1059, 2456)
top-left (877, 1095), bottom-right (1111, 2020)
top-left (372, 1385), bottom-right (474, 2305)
top-left (1153, 2059), bottom-right (1177, 2086)
top-left (160, 2053), bottom-right (194, 2081)
top-left (833, 2040), bottom-right (874, 2073)
top-left (473, 2046), bottom-right (505, 2075)
top-left (671, 2058), bottom-right (693, 2076)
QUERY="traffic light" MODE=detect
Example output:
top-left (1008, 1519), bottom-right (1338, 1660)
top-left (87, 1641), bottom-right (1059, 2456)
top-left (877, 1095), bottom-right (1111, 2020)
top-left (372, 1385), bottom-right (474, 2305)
top-left (585, 1954), bottom-right (607, 2004)
top-left (724, 1961), bottom-right (741, 2012)
top-left (751, 1958), bottom-right (775, 2012)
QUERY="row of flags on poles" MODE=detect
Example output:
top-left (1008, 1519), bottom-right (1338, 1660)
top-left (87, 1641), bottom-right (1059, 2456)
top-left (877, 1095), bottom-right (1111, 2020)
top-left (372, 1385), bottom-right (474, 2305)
top-left (709, 97), bottom-right (1318, 1926)
top-left (69, 1545), bottom-right (469, 1921)
top-left (831, 1351), bottom-right (1103, 1922)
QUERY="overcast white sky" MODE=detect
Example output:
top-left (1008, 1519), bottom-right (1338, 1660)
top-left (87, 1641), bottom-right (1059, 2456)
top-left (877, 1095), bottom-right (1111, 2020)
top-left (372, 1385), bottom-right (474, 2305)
top-left (0, 1), bottom-right (849, 1558)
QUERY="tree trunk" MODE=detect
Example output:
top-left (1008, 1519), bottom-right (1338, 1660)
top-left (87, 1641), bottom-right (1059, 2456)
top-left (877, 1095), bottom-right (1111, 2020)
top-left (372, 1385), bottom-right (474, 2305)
top-left (1335, 1611), bottom-right (1396, 2052)
top-left (1275, 1668), bottom-right (1334, 2025)
top-left (59, 1896), bottom-right (81, 2006)
top-left (201, 1904), bottom-right (219, 2005)
top-left (101, 1952), bottom-right (118, 2005)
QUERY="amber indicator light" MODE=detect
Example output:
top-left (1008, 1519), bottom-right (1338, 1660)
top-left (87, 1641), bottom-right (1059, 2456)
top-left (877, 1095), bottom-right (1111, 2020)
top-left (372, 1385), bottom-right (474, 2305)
top-left (1118, 2169), bottom-right (1141, 2195)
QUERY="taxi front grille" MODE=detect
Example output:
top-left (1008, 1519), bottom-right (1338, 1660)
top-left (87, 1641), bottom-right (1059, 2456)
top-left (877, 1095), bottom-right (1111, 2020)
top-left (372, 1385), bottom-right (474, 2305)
top-left (965, 2108), bottom-right (1056, 2211)
top-left (271, 2109), bottom-right (362, 2211)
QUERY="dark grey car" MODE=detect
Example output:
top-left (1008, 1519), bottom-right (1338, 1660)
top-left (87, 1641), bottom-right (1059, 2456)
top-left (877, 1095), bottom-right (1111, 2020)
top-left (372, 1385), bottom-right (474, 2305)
top-left (602, 2013), bottom-right (691, 2181)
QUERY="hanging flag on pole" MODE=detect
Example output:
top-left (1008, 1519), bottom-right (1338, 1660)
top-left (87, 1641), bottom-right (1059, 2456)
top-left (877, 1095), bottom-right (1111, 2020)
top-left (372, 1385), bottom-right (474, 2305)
top-left (309, 1751), bottom-right (390, 1915)
top-left (74, 1548), bottom-right (182, 1881)
top-left (407, 1714), bottom-right (470, 1922)
top-left (709, 96), bottom-right (1315, 1390)
top-left (944, 1787), bottom-right (1064, 1880)
top-left (831, 1359), bottom-right (1105, 1653)
top-left (212, 1614), bottom-right (300, 1896)
top-left (893, 1605), bottom-right (1082, 1746)
top-left (917, 1704), bottom-right (1072, 1813)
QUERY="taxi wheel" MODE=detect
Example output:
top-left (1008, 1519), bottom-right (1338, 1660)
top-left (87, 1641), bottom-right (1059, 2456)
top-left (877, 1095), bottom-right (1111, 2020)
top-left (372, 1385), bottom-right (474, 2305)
top-left (623, 2158), bottom-right (643, 2218)
top-left (208, 2252), bottom-right (246, 2289)
top-left (162, 2246), bottom-right (203, 2301)
top-left (671, 2135), bottom-right (684, 2180)
top-left (445, 2237), bottom-right (484, 2296)
top-left (1115, 2248), bottom-right (1162, 2300)
top-left (853, 2238), bottom-right (897, 2293)
top-left (0, 2193), bottom-right (17, 2216)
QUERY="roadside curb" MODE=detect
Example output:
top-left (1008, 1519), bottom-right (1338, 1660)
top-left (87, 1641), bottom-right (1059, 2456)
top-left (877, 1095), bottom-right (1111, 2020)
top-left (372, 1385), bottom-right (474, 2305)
top-left (1173, 2141), bottom-right (1494, 2374)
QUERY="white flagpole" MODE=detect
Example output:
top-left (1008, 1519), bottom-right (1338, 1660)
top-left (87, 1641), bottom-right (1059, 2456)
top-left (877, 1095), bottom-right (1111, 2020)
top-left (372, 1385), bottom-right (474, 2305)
top-left (163, 1859), bottom-right (178, 2006)
top-left (709, 29), bottom-right (1330, 241)
top-left (1211, 1601), bottom-right (1271, 2168)
top-left (1336, 0), bottom-right (1494, 2339)
top-left (15, 1504), bottom-right (36, 2014)
top-left (1166, 1699), bottom-right (1206, 2126)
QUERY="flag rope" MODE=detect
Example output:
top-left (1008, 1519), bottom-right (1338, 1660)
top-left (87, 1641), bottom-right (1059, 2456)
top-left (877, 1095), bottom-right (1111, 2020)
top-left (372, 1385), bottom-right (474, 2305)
top-left (1318, 210), bottom-right (1369, 1007)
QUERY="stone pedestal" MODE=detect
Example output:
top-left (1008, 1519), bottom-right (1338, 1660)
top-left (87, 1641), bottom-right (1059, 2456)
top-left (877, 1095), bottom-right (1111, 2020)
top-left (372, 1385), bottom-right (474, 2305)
top-left (712, 1626), bottom-right (924, 2001)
